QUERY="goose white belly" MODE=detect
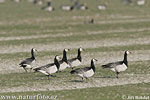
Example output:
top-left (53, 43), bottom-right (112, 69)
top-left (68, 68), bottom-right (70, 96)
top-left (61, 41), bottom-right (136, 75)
top-left (47, 65), bottom-right (58, 74)
top-left (46, 7), bottom-right (53, 11)
top-left (38, 70), bottom-right (49, 75)
top-left (62, 6), bottom-right (72, 11)
top-left (70, 60), bottom-right (81, 67)
top-left (24, 64), bottom-right (32, 69)
top-left (59, 62), bottom-right (68, 71)
top-left (77, 74), bottom-right (84, 78)
top-left (32, 60), bottom-right (36, 64)
top-left (83, 69), bottom-right (94, 78)
top-left (111, 63), bottom-right (127, 72)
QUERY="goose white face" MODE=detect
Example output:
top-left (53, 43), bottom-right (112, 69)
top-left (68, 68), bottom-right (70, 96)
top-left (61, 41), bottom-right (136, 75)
top-left (126, 51), bottom-right (130, 54)
top-left (79, 48), bottom-right (83, 51)
top-left (92, 59), bottom-right (98, 62)
top-left (64, 49), bottom-right (69, 52)
top-left (33, 48), bottom-right (37, 52)
top-left (56, 56), bottom-right (61, 60)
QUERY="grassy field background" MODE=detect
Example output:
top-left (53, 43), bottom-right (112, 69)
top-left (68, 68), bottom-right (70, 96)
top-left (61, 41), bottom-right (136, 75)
top-left (0, 0), bottom-right (150, 100)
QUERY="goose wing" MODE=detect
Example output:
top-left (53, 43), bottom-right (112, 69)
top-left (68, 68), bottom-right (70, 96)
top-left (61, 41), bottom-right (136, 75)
top-left (33, 63), bottom-right (55, 72)
top-left (68, 58), bottom-right (80, 67)
top-left (59, 59), bottom-right (70, 67)
top-left (59, 60), bottom-right (65, 64)
top-left (102, 61), bottom-right (123, 68)
top-left (19, 57), bottom-right (34, 66)
top-left (68, 58), bottom-right (77, 63)
top-left (70, 67), bottom-right (91, 74)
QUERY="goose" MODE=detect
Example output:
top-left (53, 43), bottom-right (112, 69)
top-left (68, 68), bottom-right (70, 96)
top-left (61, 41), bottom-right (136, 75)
top-left (89, 19), bottom-right (94, 24)
top-left (33, 55), bottom-right (61, 79)
top-left (19, 48), bottom-right (37, 73)
top-left (13, 0), bottom-right (20, 3)
top-left (0, 0), bottom-right (5, 3)
top-left (102, 50), bottom-right (131, 78)
top-left (68, 47), bottom-right (83, 69)
top-left (58, 49), bottom-right (70, 72)
top-left (33, 0), bottom-right (43, 5)
top-left (73, 0), bottom-right (80, 9)
top-left (73, 1), bottom-right (88, 10)
top-left (97, 5), bottom-right (106, 10)
top-left (84, 19), bottom-right (94, 24)
top-left (42, 1), bottom-right (54, 12)
top-left (137, 0), bottom-right (145, 6)
top-left (123, 0), bottom-right (132, 4)
top-left (61, 5), bottom-right (74, 11)
top-left (80, 4), bottom-right (88, 10)
top-left (70, 59), bottom-right (98, 80)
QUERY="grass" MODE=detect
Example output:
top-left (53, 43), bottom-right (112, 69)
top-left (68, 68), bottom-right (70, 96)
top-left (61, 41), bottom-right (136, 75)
top-left (0, 30), bottom-right (150, 46)
top-left (0, 83), bottom-right (149, 100)
top-left (0, 43), bottom-right (150, 60)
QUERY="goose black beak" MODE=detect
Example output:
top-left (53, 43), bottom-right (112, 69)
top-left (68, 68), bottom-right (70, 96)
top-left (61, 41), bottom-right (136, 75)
top-left (58, 56), bottom-right (62, 60)
top-left (35, 49), bottom-right (38, 52)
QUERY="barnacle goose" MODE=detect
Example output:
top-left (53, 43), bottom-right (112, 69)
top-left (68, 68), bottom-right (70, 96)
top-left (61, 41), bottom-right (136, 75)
top-left (33, 0), bottom-right (43, 5)
top-left (61, 5), bottom-right (74, 11)
top-left (79, 4), bottom-right (88, 10)
top-left (33, 55), bottom-right (61, 79)
top-left (137, 0), bottom-right (145, 6)
top-left (0, 0), bottom-right (5, 3)
top-left (68, 47), bottom-right (83, 69)
top-left (84, 19), bottom-right (94, 24)
top-left (70, 59), bottom-right (97, 80)
top-left (13, 0), bottom-right (20, 3)
top-left (102, 50), bottom-right (131, 78)
top-left (58, 49), bottom-right (70, 72)
top-left (19, 48), bottom-right (37, 73)
top-left (97, 5), bottom-right (106, 10)
top-left (42, 1), bottom-right (54, 12)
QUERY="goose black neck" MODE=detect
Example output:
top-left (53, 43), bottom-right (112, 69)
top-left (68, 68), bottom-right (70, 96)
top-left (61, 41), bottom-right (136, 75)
top-left (91, 60), bottom-right (95, 72)
top-left (77, 49), bottom-right (82, 61)
top-left (47, 2), bottom-right (51, 6)
top-left (62, 50), bottom-right (67, 62)
top-left (123, 52), bottom-right (128, 67)
top-left (31, 49), bottom-right (35, 59)
top-left (54, 58), bottom-right (60, 69)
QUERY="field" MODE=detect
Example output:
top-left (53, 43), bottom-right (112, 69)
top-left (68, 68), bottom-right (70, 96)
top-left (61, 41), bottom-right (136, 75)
top-left (0, 0), bottom-right (150, 100)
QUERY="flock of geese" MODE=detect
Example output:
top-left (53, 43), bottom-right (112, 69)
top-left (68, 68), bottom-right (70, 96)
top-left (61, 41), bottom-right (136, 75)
top-left (0, 0), bottom-right (145, 12)
top-left (19, 48), bottom-right (131, 80)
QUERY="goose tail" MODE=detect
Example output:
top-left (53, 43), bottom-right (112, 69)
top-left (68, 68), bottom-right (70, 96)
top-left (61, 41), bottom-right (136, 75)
top-left (33, 68), bottom-right (39, 72)
top-left (70, 70), bottom-right (76, 74)
top-left (101, 65), bottom-right (108, 69)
